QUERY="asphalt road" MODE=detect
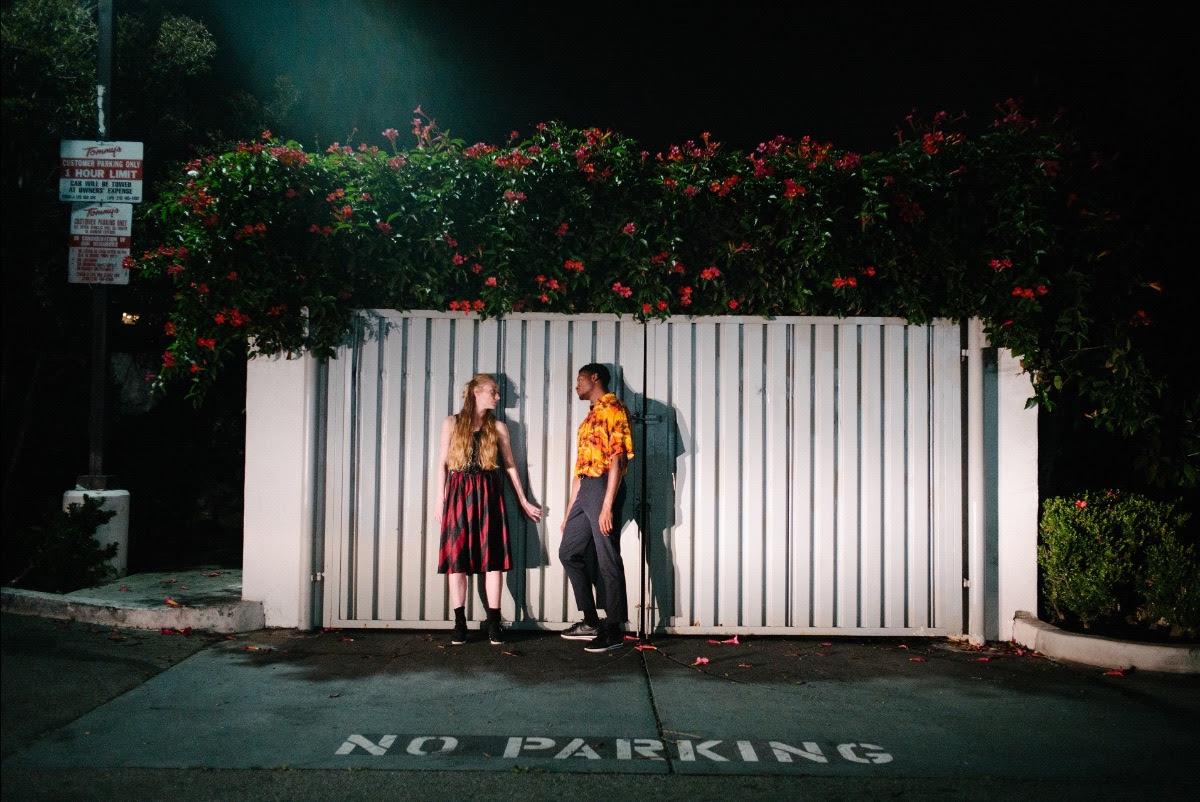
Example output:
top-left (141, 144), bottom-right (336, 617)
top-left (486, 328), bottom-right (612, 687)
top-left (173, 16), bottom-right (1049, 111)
top-left (2, 612), bottom-right (1198, 800)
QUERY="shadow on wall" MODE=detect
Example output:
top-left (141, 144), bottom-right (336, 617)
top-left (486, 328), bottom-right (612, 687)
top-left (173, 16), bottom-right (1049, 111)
top-left (624, 384), bottom-right (685, 631)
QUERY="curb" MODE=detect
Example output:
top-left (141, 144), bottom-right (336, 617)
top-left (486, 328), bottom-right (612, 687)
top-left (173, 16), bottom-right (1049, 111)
top-left (1, 587), bottom-right (264, 634)
top-left (1012, 610), bottom-right (1199, 674)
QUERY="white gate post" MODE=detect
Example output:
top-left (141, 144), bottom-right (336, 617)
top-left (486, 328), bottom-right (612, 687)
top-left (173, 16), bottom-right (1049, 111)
top-left (242, 350), bottom-right (321, 628)
top-left (966, 319), bottom-right (986, 643)
top-left (995, 347), bottom-right (1039, 641)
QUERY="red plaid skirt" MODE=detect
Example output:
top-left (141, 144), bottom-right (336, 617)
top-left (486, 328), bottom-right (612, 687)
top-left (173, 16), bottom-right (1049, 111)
top-left (437, 469), bottom-right (511, 574)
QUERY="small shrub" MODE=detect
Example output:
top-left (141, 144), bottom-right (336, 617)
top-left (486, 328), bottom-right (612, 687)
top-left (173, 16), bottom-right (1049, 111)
top-left (1038, 490), bottom-right (1186, 628)
top-left (1139, 529), bottom-right (1200, 635)
top-left (8, 495), bottom-right (118, 593)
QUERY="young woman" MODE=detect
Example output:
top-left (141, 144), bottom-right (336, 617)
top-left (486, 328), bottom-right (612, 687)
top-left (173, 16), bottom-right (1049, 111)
top-left (434, 373), bottom-right (541, 645)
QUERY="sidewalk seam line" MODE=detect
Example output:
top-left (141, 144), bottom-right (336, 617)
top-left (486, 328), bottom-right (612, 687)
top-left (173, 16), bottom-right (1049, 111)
top-left (639, 647), bottom-right (675, 774)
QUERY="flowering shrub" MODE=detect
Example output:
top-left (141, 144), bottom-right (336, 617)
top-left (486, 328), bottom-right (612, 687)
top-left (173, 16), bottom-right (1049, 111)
top-left (132, 102), bottom-right (1170, 467)
top-left (1038, 491), bottom-right (1195, 633)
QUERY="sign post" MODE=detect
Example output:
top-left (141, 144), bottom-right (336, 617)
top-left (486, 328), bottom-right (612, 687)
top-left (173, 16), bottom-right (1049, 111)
top-left (61, 0), bottom-right (131, 578)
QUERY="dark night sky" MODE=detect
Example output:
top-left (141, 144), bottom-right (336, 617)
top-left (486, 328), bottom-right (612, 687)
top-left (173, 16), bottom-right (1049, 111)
top-left (189, 0), bottom-right (1184, 159)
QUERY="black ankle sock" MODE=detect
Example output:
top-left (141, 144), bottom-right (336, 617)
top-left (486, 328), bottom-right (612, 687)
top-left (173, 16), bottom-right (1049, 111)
top-left (486, 607), bottom-right (501, 624)
top-left (454, 607), bottom-right (466, 625)
top-left (583, 612), bottom-right (600, 628)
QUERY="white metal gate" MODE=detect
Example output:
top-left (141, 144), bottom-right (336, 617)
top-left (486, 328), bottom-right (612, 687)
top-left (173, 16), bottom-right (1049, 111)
top-left (321, 311), bottom-right (964, 636)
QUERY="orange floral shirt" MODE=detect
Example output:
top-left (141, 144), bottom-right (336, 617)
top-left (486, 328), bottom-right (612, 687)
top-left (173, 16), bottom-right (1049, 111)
top-left (574, 392), bottom-right (635, 479)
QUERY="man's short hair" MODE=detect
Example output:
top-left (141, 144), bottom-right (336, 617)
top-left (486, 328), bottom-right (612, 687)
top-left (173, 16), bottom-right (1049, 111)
top-left (578, 362), bottom-right (610, 389)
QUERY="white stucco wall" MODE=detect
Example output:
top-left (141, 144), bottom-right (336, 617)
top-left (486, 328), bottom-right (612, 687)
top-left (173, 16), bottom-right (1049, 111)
top-left (995, 348), bottom-right (1039, 642)
top-left (241, 351), bottom-right (317, 628)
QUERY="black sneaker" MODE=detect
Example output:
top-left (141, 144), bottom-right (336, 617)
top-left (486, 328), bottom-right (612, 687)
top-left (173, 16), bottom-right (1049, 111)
top-left (450, 621), bottom-right (468, 645)
top-left (583, 628), bottom-right (624, 653)
top-left (560, 621), bottom-right (600, 640)
top-left (488, 620), bottom-right (505, 646)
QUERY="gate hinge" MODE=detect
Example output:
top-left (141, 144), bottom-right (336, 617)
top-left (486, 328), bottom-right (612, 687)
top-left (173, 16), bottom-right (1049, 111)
top-left (962, 578), bottom-right (971, 588)
top-left (960, 348), bottom-right (970, 361)
top-left (312, 571), bottom-right (325, 582)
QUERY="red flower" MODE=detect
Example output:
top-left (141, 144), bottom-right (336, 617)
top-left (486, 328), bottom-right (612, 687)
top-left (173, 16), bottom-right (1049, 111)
top-left (642, 303), bottom-right (653, 314)
top-left (472, 300), bottom-right (484, 311)
top-left (555, 222), bottom-right (569, 238)
top-left (197, 337), bottom-right (216, 349)
top-left (1075, 499), bottom-right (1087, 509)
top-left (782, 178), bottom-right (806, 199)
top-left (539, 293), bottom-right (549, 303)
top-left (861, 265), bottom-right (876, 277)
top-left (728, 299), bottom-right (739, 310)
top-left (564, 259), bottom-right (584, 273)
top-left (656, 300), bottom-right (668, 311)
top-left (213, 312), bottom-right (226, 325)
top-left (452, 253), bottom-right (466, 265)
top-left (162, 351), bottom-right (176, 368)
top-left (485, 276), bottom-right (498, 287)
top-left (700, 266), bottom-right (720, 280)
top-left (164, 322), bottom-right (176, 336)
top-left (622, 222), bottom-right (636, 235)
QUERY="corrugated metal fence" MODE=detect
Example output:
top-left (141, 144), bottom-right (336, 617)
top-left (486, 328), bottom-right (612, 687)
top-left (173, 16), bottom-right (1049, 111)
top-left (321, 310), bottom-right (965, 636)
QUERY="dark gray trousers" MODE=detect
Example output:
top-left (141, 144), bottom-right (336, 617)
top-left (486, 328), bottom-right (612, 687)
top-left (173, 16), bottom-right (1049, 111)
top-left (559, 476), bottom-right (628, 625)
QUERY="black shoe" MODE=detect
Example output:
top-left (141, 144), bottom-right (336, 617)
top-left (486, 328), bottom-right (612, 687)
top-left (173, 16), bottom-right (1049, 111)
top-left (488, 620), bottom-right (505, 645)
top-left (450, 621), bottom-right (468, 645)
top-left (560, 621), bottom-right (599, 640)
top-left (583, 627), bottom-right (625, 653)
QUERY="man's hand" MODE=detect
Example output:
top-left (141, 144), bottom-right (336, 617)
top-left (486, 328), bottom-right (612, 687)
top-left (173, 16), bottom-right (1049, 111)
top-left (599, 504), bottom-right (613, 536)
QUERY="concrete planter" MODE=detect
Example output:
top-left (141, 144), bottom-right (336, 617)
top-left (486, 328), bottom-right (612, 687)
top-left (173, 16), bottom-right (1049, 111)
top-left (1012, 610), bottom-right (1199, 674)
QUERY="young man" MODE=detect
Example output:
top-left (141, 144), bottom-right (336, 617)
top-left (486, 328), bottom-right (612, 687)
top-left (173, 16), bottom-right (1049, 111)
top-left (559, 363), bottom-right (634, 653)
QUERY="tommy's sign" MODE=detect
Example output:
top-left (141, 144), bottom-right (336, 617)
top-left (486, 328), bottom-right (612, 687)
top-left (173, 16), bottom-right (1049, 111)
top-left (59, 140), bottom-right (144, 203)
top-left (67, 203), bottom-right (132, 285)
top-left (335, 734), bottom-right (893, 765)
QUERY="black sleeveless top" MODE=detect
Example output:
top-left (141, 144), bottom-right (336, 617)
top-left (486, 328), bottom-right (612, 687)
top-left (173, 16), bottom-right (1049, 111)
top-left (458, 430), bottom-right (486, 474)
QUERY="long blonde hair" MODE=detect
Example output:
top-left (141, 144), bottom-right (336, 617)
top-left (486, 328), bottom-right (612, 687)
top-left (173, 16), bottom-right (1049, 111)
top-left (447, 373), bottom-right (499, 471)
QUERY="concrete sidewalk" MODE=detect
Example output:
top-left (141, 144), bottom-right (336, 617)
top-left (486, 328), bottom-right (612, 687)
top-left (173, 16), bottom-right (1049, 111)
top-left (1, 567), bottom-right (263, 633)
top-left (3, 567), bottom-right (1197, 673)
top-left (3, 570), bottom-right (1200, 799)
top-left (3, 596), bottom-right (1200, 799)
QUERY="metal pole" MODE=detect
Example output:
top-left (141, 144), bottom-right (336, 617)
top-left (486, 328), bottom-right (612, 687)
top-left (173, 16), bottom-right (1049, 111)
top-left (79, 0), bottom-right (114, 490)
top-left (639, 322), bottom-right (650, 641)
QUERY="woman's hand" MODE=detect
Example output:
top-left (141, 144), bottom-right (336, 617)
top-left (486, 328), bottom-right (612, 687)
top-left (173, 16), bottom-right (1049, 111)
top-left (522, 499), bottom-right (543, 522)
